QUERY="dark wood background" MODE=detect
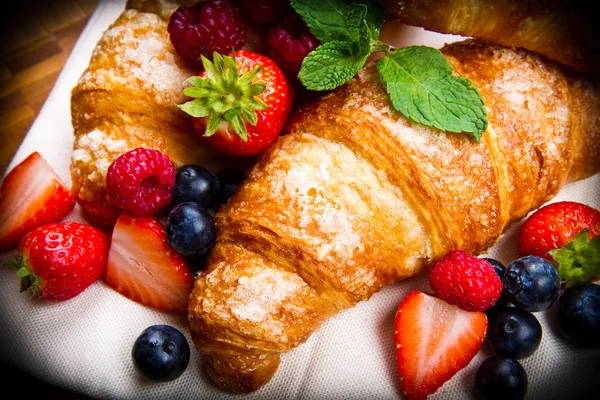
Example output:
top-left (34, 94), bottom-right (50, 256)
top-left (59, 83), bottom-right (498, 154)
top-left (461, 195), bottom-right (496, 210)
top-left (0, 0), bottom-right (98, 176)
top-left (1, 1), bottom-right (97, 398)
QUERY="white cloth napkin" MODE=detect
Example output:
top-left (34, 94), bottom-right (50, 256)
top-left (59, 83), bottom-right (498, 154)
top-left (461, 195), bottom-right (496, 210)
top-left (1, 1), bottom-right (599, 399)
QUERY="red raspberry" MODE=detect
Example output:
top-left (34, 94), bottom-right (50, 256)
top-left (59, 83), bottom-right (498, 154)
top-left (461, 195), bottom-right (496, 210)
top-left (268, 12), bottom-right (319, 73)
top-left (168, 0), bottom-right (246, 69)
top-left (429, 251), bottom-right (503, 312)
top-left (236, 0), bottom-right (288, 24)
top-left (106, 148), bottom-right (175, 216)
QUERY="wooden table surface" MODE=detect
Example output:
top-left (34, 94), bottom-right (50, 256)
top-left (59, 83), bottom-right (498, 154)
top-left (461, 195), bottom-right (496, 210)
top-left (0, 0), bottom-right (98, 176)
top-left (0, 1), bottom-right (97, 397)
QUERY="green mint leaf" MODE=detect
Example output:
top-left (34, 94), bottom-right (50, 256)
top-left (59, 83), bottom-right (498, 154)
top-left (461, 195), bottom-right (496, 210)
top-left (376, 46), bottom-right (488, 141)
top-left (343, 4), bottom-right (368, 42)
top-left (548, 230), bottom-right (600, 288)
top-left (362, 0), bottom-right (385, 39)
top-left (291, 0), bottom-right (383, 44)
top-left (291, 0), bottom-right (355, 43)
top-left (299, 41), bottom-right (369, 91)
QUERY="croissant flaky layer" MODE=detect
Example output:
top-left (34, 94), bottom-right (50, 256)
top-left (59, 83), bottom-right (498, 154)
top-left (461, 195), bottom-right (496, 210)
top-left (384, 0), bottom-right (600, 75)
top-left (188, 39), bottom-right (600, 392)
top-left (70, 4), bottom-right (212, 225)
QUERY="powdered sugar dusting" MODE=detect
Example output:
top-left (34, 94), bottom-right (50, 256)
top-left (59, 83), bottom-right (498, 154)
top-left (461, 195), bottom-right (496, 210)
top-left (77, 10), bottom-right (191, 104)
top-left (71, 129), bottom-right (128, 197)
top-left (230, 269), bottom-right (302, 323)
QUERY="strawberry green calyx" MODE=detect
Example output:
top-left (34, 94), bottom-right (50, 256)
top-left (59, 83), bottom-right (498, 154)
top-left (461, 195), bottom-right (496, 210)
top-left (548, 229), bottom-right (600, 288)
top-left (6, 253), bottom-right (41, 296)
top-left (178, 51), bottom-right (268, 141)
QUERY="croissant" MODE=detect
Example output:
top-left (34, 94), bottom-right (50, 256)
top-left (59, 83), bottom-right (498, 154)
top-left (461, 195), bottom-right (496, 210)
top-left (70, 0), bottom-right (213, 226)
top-left (383, 0), bottom-right (600, 75)
top-left (70, 0), bottom-right (600, 394)
top-left (188, 39), bottom-right (600, 392)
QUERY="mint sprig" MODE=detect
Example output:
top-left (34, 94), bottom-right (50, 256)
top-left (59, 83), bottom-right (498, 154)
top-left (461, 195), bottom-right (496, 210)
top-left (377, 46), bottom-right (488, 141)
top-left (299, 41), bottom-right (370, 91)
top-left (292, 0), bottom-right (488, 142)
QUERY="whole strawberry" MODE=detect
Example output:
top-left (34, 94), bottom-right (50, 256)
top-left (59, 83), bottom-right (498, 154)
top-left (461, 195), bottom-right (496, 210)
top-left (520, 201), bottom-right (600, 259)
top-left (11, 222), bottom-right (110, 301)
top-left (429, 251), bottom-right (502, 312)
top-left (179, 50), bottom-right (293, 157)
top-left (520, 201), bottom-right (600, 287)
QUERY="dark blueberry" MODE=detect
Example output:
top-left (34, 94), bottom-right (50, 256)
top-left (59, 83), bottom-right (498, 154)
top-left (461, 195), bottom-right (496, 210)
top-left (132, 324), bottom-right (190, 382)
top-left (217, 168), bottom-right (245, 206)
top-left (482, 257), bottom-right (510, 314)
top-left (166, 202), bottom-right (216, 257)
top-left (556, 283), bottom-right (600, 348)
top-left (172, 165), bottom-right (220, 209)
top-left (474, 355), bottom-right (527, 400)
top-left (503, 255), bottom-right (561, 312)
top-left (482, 257), bottom-right (507, 280)
top-left (487, 307), bottom-right (542, 359)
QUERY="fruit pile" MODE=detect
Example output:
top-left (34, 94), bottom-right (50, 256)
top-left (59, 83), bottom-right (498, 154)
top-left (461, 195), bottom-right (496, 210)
top-left (0, 147), bottom-right (246, 381)
top-left (393, 201), bottom-right (600, 399)
top-left (1, 0), bottom-right (599, 391)
top-left (167, 0), bottom-right (319, 158)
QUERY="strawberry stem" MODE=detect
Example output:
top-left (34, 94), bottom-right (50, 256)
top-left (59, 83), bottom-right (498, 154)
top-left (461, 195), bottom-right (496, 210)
top-left (548, 229), bottom-right (600, 288)
top-left (6, 253), bottom-right (40, 296)
top-left (178, 51), bottom-right (268, 141)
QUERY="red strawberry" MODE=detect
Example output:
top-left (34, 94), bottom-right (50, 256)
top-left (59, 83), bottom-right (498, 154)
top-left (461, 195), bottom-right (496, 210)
top-left (429, 251), bottom-right (502, 312)
top-left (395, 291), bottom-right (487, 400)
top-left (0, 152), bottom-right (75, 250)
top-left (520, 201), bottom-right (600, 259)
top-left (179, 49), bottom-right (293, 157)
top-left (520, 201), bottom-right (600, 287)
top-left (10, 222), bottom-right (110, 301)
top-left (105, 214), bottom-right (193, 313)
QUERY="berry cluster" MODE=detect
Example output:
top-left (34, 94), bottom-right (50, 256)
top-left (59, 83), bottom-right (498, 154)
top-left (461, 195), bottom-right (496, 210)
top-left (424, 238), bottom-right (599, 399)
top-left (473, 255), bottom-right (597, 400)
top-left (168, 0), bottom-right (246, 69)
top-left (168, 0), bottom-right (319, 74)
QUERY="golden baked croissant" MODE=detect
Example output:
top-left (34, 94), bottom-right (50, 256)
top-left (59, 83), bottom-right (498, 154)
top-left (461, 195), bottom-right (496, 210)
top-left (188, 39), bottom-right (600, 392)
top-left (383, 0), bottom-right (600, 75)
top-left (70, 0), bottom-right (269, 225)
top-left (70, 0), bottom-right (211, 225)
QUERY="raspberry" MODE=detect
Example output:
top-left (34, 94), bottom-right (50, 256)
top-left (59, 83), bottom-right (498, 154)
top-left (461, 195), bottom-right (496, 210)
top-left (236, 0), bottom-right (287, 24)
top-left (268, 12), bottom-right (319, 73)
top-left (429, 251), bottom-right (503, 312)
top-left (168, 0), bottom-right (246, 69)
top-left (106, 148), bottom-right (175, 216)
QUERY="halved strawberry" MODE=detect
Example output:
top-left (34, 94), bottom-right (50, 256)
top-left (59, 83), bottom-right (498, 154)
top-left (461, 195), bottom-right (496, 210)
top-left (0, 152), bottom-right (75, 250)
top-left (395, 291), bottom-right (488, 400)
top-left (105, 214), bottom-right (193, 313)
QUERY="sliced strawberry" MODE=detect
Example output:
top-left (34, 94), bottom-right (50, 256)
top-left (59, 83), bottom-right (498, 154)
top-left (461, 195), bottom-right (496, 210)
top-left (105, 214), bottom-right (193, 313)
top-left (0, 152), bottom-right (75, 250)
top-left (395, 291), bottom-right (488, 400)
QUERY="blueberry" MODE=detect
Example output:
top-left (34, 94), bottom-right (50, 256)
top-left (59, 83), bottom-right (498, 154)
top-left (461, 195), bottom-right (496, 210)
top-left (487, 307), bottom-right (542, 359)
top-left (482, 258), bottom-right (510, 314)
top-left (166, 202), bottom-right (216, 257)
top-left (475, 355), bottom-right (527, 400)
top-left (556, 283), bottom-right (600, 348)
top-left (503, 256), bottom-right (561, 312)
top-left (172, 165), bottom-right (220, 209)
top-left (217, 168), bottom-right (244, 206)
top-left (132, 324), bottom-right (190, 382)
